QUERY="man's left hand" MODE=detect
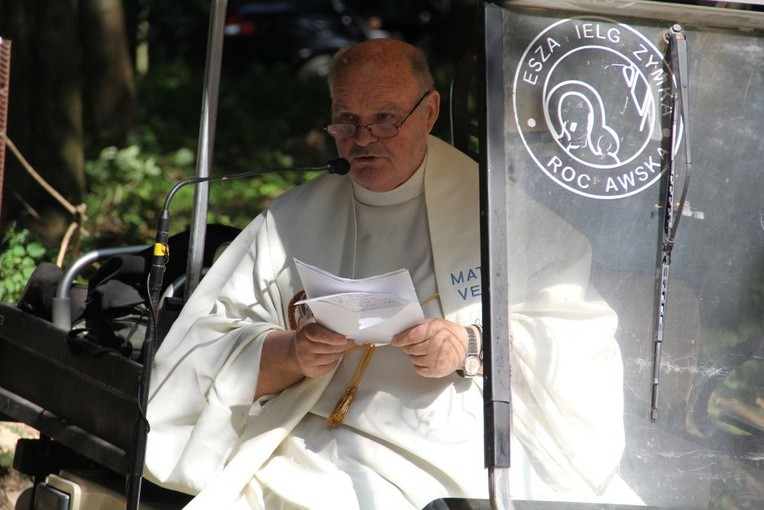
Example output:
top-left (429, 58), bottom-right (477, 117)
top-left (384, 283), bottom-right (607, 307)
top-left (390, 319), bottom-right (467, 378)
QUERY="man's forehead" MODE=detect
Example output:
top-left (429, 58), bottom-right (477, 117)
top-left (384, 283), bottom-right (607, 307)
top-left (332, 48), bottom-right (414, 84)
top-left (336, 41), bottom-right (408, 69)
top-left (331, 92), bottom-right (404, 113)
top-left (331, 78), bottom-right (417, 113)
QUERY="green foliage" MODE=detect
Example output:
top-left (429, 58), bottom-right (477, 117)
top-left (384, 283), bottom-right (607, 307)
top-left (0, 225), bottom-right (47, 303)
top-left (82, 143), bottom-right (322, 252)
top-left (83, 144), bottom-right (172, 245)
top-left (80, 60), bottom-right (335, 252)
top-left (132, 60), bottom-right (333, 166)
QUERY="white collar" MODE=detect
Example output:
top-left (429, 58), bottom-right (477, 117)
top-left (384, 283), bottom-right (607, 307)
top-left (352, 152), bottom-right (427, 207)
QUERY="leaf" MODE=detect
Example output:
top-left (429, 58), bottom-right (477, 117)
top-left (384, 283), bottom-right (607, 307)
top-left (26, 243), bottom-right (46, 258)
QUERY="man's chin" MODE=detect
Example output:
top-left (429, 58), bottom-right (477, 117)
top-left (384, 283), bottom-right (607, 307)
top-left (350, 159), bottom-right (385, 176)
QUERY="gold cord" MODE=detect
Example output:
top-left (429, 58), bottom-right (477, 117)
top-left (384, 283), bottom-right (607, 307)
top-left (419, 291), bottom-right (440, 308)
top-left (326, 343), bottom-right (376, 426)
top-left (325, 292), bottom-right (439, 427)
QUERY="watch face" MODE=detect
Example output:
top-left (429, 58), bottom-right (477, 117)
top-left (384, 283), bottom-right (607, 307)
top-left (464, 356), bottom-right (481, 376)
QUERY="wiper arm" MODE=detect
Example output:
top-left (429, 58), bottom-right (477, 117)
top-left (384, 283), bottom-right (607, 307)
top-left (651, 24), bottom-right (694, 421)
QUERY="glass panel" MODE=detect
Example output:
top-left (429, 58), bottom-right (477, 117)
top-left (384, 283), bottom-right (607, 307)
top-left (483, 1), bottom-right (763, 508)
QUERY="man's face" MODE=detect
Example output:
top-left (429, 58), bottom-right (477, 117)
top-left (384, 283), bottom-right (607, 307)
top-left (329, 63), bottom-right (439, 192)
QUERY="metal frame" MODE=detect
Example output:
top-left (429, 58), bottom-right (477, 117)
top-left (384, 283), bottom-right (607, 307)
top-left (481, 4), bottom-right (513, 508)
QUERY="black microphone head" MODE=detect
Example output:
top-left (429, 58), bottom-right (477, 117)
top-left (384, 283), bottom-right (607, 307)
top-left (327, 158), bottom-right (350, 175)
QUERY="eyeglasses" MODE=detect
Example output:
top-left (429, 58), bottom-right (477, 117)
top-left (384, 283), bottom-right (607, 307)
top-left (324, 91), bottom-right (432, 141)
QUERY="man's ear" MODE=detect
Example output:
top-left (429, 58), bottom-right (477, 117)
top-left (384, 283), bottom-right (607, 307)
top-left (424, 90), bottom-right (441, 132)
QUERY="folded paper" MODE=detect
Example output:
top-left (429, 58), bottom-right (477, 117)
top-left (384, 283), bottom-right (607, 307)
top-left (294, 259), bottom-right (425, 343)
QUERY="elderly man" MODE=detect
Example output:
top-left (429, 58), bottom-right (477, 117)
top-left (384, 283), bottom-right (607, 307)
top-left (145, 39), bottom-right (639, 509)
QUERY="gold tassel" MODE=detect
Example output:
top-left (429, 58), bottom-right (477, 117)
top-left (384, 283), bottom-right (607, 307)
top-left (326, 387), bottom-right (358, 427)
top-left (325, 292), bottom-right (438, 427)
top-left (326, 343), bottom-right (376, 427)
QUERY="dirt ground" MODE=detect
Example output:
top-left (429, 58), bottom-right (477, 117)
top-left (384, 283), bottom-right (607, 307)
top-left (0, 422), bottom-right (37, 510)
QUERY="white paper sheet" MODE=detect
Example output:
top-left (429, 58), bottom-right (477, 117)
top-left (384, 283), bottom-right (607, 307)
top-left (294, 259), bottom-right (425, 343)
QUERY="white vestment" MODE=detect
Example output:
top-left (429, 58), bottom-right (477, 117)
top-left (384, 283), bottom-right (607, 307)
top-left (145, 136), bottom-right (643, 508)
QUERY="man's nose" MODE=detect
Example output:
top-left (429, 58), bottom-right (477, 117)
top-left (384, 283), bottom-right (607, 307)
top-left (353, 126), bottom-right (378, 146)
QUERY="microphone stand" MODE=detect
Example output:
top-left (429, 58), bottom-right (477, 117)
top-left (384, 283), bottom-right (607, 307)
top-left (125, 210), bottom-right (168, 510)
top-left (124, 159), bottom-right (348, 509)
top-left (125, 1), bottom-right (229, 506)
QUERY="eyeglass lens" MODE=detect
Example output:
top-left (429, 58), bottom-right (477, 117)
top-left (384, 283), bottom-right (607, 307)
top-left (325, 91), bottom-right (431, 140)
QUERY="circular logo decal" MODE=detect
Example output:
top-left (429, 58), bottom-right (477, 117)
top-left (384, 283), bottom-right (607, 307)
top-left (514, 18), bottom-right (682, 199)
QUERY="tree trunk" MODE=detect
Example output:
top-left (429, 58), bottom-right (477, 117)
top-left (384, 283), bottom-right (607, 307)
top-left (80, 0), bottom-right (136, 149)
top-left (0, 0), bottom-right (136, 250)
top-left (0, 0), bottom-right (84, 245)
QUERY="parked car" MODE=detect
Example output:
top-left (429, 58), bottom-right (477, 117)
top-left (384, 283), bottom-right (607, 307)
top-left (222, 0), bottom-right (371, 78)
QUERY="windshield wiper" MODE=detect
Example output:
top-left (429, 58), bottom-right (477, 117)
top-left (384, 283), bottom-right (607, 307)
top-left (651, 24), bottom-right (694, 421)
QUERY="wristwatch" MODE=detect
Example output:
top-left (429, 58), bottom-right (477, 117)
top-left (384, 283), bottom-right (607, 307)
top-left (461, 325), bottom-right (481, 377)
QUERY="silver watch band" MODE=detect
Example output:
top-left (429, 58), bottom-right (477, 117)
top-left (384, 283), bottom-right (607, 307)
top-left (459, 325), bottom-right (482, 377)
top-left (465, 326), bottom-right (479, 357)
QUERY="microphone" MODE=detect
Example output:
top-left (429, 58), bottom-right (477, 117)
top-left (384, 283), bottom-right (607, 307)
top-left (327, 157), bottom-right (351, 175)
top-left (162, 158), bottom-right (349, 212)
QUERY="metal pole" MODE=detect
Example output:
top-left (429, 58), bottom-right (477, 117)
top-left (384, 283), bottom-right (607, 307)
top-left (481, 4), bottom-right (513, 509)
top-left (185, 0), bottom-right (228, 301)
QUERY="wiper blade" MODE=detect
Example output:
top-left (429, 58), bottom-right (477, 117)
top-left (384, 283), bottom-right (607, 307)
top-left (651, 23), bottom-right (694, 421)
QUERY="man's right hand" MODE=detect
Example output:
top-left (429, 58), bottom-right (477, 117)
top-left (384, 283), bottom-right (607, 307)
top-left (292, 322), bottom-right (354, 378)
top-left (254, 323), bottom-right (353, 400)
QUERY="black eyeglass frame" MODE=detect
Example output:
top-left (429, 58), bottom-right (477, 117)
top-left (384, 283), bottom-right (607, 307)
top-left (323, 90), bottom-right (433, 141)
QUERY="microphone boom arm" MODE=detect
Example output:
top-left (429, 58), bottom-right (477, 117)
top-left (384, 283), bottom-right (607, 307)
top-left (163, 159), bottom-right (350, 212)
